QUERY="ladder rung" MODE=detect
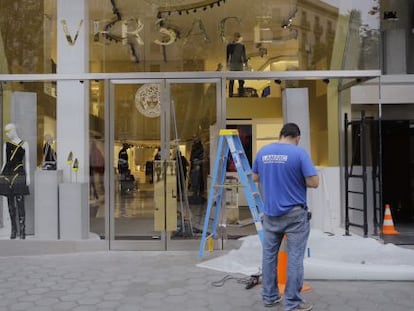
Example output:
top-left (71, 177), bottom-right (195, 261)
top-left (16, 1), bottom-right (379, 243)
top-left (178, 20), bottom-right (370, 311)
top-left (348, 190), bottom-right (364, 195)
top-left (348, 222), bottom-right (364, 228)
top-left (348, 207), bottom-right (364, 212)
top-left (199, 130), bottom-right (265, 258)
top-left (214, 184), bottom-right (240, 188)
top-left (348, 174), bottom-right (363, 178)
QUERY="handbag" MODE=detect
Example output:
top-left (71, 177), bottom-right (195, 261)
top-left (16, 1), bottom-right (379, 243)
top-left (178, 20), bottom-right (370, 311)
top-left (42, 161), bottom-right (57, 170)
top-left (42, 142), bottom-right (57, 170)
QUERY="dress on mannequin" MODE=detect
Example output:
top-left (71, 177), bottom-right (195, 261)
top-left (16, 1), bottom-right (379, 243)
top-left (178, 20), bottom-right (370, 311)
top-left (0, 123), bottom-right (30, 239)
top-left (226, 32), bottom-right (248, 97)
top-left (42, 134), bottom-right (57, 170)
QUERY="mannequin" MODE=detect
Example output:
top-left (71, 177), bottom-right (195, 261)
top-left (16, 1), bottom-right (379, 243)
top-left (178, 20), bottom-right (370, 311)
top-left (226, 32), bottom-right (247, 97)
top-left (117, 143), bottom-right (129, 175)
top-left (0, 123), bottom-right (30, 239)
top-left (42, 134), bottom-right (56, 170)
top-left (189, 138), bottom-right (204, 198)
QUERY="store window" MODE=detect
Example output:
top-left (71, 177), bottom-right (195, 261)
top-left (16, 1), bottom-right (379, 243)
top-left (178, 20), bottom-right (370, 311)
top-left (0, 1), bottom-right (56, 74)
top-left (0, 81), bottom-right (57, 239)
top-left (88, 0), bottom-right (380, 73)
top-left (0, 1), bottom-right (380, 75)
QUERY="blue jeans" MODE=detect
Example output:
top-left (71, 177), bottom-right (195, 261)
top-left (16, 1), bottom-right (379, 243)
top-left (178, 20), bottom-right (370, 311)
top-left (262, 207), bottom-right (310, 311)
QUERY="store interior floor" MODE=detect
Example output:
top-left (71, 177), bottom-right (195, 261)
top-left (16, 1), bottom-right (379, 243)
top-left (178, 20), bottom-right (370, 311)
top-left (89, 183), bottom-right (257, 240)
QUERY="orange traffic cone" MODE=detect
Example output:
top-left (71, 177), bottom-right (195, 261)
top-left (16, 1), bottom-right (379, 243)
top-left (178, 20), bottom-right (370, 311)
top-left (277, 236), bottom-right (311, 293)
top-left (382, 204), bottom-right (399, 235)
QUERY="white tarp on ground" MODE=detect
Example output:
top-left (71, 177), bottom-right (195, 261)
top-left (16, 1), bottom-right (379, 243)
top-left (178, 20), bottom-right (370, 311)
top-left (197, 229), bottom-right (414, 280)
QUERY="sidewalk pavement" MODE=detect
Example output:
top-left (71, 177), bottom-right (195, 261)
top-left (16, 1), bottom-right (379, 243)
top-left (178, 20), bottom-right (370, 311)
top-left (0, 250), bottom-right (413, 311)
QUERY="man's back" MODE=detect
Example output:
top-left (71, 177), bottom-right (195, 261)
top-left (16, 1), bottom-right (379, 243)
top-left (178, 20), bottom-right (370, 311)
top-left (254, 142), bottom-right (314, 216)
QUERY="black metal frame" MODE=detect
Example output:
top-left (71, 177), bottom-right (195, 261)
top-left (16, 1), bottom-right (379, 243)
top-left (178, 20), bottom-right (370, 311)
top-left (344, 111), bottom-right (382, 237)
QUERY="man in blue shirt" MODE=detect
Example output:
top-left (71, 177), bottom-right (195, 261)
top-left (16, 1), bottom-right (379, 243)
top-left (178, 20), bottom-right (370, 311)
top-left (252, 123), bottom-right (319, 311)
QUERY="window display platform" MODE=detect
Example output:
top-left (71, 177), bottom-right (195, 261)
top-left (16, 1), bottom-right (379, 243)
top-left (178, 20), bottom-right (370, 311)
top-left (34, 170), bottom-right (62, 239)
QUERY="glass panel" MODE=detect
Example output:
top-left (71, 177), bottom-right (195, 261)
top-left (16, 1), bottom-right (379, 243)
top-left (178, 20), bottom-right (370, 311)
top-left (0, 0), bottom-right (383, 74)
top-left (0, 81), bottom-right (57, 239)
top-left (113, 83), bottom-right (162, 240)
top-left (89, 80), bottom-right (106, 239)
top-left (381, 1), bottom-right (414, 74)
top-left (169, 82), bottom-right (217, 239)
top-left (88, 0), bottom-right (380, 72)
top-left (0, 1), bottom-right (56, 74)
top-left (0, 80), bottom-right (107, 241)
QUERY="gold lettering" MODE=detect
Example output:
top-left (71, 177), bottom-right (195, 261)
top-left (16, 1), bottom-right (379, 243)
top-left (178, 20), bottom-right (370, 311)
top-left (154, 27), bottom-right (177, 46)
top-left (121, 18), bottom-right (144, 46)
top-left (61, 19), bottom-right (84, 46)
top-left (184, 19), bottom-right (210, 44)
top-left (218, 17), bottom-right (241, 43)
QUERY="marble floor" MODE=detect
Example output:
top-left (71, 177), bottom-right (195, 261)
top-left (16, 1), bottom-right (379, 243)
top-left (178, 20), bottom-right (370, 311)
top-left (89, 182), bottom-right (257, 242)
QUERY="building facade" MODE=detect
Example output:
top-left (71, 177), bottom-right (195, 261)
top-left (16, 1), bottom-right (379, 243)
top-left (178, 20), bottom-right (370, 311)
top-left (0, 0), bottom-right (412, 252)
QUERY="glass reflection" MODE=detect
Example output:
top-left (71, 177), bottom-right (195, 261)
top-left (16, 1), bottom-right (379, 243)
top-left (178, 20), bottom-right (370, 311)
top-left (87, 0), bottom-right (380, 73)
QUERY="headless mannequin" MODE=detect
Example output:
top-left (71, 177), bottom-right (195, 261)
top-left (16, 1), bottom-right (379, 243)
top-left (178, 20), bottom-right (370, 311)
top-left (42, 134), bottom-right (56, 170)
top-left (0, 123), bottom-right (30, 239)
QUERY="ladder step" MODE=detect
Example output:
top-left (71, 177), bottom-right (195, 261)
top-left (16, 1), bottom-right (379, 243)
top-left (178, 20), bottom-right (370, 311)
top-left (199, 129), bottom-right (265, 258)
top-left (348, 207), bottom-right (364, 212)
top-left (348, 222), bottom-right (364, 228)
top-left (348, 190), bottom-right (364, 195)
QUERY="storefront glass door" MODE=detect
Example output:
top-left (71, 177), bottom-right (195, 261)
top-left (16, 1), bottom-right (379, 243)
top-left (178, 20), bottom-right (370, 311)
top-left (165, 79), bottom-right (220, 249)
top-left (108, 78), bottom-right (220, 250)
top-left (109, 79), bottom-right (165, 250)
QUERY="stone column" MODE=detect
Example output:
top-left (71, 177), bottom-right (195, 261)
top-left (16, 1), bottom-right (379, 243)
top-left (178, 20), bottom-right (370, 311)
top-left (282, 88), bottom-right (311, 154)
top-left (56, 0), bottom-right (89, 183)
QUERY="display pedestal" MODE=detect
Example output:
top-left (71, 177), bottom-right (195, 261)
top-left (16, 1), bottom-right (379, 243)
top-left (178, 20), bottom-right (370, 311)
top-left (59, 182), bottom-right (89, 240)
top-left (34, 169), bottom-right (63, 239)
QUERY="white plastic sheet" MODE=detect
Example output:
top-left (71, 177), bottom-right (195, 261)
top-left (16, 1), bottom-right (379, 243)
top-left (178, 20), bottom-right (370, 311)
top-left (197, 229), bottom-right (414, 280)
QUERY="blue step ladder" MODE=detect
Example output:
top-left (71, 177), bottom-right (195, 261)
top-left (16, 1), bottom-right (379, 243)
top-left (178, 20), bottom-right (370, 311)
top-left (198, 129), bottom-right (264, 258)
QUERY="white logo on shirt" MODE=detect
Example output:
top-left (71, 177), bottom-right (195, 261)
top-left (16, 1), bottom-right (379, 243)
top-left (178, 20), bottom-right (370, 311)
top-left (262, 154), bottom-right (288, 163)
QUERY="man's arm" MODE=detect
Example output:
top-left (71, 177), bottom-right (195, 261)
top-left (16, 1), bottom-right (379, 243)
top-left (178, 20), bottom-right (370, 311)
top-left (253, 172), bottom-right (259, 182)
top-left (306, 175), bottom-right (319, 188)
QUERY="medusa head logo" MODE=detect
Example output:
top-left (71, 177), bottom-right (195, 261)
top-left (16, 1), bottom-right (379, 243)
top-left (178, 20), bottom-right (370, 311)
top-left (135, 84), bottom-right (161, 118)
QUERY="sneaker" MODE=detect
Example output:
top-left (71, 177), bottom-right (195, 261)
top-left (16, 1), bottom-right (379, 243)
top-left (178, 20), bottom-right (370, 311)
top-left (290, 302), bottom-right (313, 311)
top-left (263, 296), bottom-right (282, 307)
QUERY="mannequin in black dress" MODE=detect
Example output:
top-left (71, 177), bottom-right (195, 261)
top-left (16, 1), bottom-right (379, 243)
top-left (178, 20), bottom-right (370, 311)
top-left (42, 134), bottom-right (56, 170)
top-left (0, 123), bottom-right (30, 239)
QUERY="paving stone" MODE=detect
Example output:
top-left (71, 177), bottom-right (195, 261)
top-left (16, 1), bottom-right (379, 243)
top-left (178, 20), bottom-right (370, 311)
top-left (51, 301), bottom-right (78, 311)
top-left (0, 251), bottom-right (412, 311)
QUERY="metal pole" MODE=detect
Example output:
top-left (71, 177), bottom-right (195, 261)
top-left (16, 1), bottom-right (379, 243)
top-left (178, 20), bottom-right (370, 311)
top-left (378, 76), bottom-right (384, 240)
top-left (344, 113), bottom-right (350, 236)
top-left (171, 99), bottom-right (193, 236)
top-left (361, 111), bottom-right (368, 237)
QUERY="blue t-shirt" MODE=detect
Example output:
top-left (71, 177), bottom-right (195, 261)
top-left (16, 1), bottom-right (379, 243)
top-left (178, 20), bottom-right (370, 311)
top-left (252, 142), bottom-right (317, 216)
